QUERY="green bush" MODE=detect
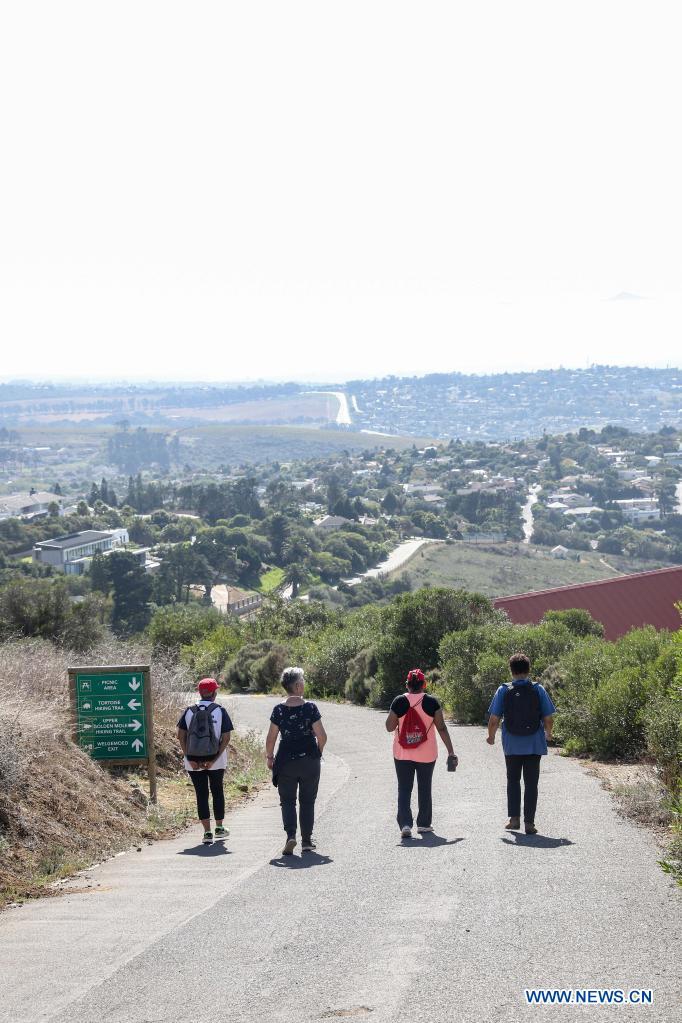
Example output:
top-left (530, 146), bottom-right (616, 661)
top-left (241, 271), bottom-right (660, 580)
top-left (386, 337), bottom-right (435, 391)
top-left (553, 628), bottom-right (677, 757)
top-left (251, 646), bottom-right (289, 693)
top-left (224, 640), bottom-right (289, 693)
top-left (645, 685), bottom-right (682, 788)
top-left (368, 675), bottom-right (390, 709)
top-left (302, 605), bottom-right (381, 698)
top-left (181, 623), bottom-right (243, 678)
top-left (148, 604), bottom-right (225, 654)
top-left (344, 647), bottom-right (377, 705)
top-left (306, 628), bottom-right (372, 696)
top-left (583, 667), bottom-right (654, 759)
top-left (439, 619), bottom-right (575, 722)
top-left (542, 608), bottom-right (604, 638)
top-left (373, 588), bottom-right (497, 709)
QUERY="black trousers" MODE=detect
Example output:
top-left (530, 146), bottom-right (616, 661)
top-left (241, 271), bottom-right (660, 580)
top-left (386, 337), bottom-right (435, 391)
top-left (505, 755), bottom-right (541, 822)
top-left (277, 756), bottom-right (321, 840)
top-left (189, 769), bottom-right (225, 822)
top-left (394, 758), bottom-right (436, 829)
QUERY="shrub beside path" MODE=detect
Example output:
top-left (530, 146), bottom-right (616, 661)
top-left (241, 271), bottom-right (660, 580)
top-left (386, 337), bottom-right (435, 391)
top-left (0, 696), bottom-right (680, 1023)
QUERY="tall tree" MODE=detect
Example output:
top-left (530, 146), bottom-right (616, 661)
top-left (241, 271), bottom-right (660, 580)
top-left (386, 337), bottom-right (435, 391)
top-left (107, 551), bottom-right (152, 635)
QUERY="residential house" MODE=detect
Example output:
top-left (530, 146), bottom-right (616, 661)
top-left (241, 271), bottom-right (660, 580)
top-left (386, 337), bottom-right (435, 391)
top-left (33, 528), bottom-right (132, 575)
top-left (313, 515), bottom-right (354, 532)
top-left (0, 491), bottom-right (65, 521)
top-left (613, 498), bottom-right (661, 524)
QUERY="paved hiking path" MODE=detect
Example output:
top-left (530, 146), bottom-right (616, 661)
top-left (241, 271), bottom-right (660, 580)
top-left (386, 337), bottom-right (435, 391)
top-left (1, 698), bottom-right (680, 1023)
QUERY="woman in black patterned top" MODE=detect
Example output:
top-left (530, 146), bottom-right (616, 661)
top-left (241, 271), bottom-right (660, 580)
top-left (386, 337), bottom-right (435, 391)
top-left (265, 666), bottom-right (327, 856)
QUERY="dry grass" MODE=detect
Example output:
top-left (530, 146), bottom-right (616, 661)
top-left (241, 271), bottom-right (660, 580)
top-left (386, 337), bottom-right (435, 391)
top-left (586, 761), bottom-right (673, 835)
top-left (0, 637), bottom-right (266, 908)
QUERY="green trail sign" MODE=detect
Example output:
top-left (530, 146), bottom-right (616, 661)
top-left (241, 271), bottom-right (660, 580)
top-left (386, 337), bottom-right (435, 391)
top-left (68, 665), bottom-right (157, 801)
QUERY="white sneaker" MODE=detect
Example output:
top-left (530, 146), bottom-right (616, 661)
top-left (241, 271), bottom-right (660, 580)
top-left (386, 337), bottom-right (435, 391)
top-left (401, 826), bottom-right (412, 838)
top-left (417, 826), bottom-right (434, 833)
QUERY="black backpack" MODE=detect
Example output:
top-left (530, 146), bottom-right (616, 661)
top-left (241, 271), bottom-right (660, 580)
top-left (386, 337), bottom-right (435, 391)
top-left (503, 684), bottom-right (541, 736)
top-left (186, 703), bottom-right (220, 758)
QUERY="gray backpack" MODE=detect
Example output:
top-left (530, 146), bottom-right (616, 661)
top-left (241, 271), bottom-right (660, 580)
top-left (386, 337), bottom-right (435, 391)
top-left (186, 703), bottom-right (220, 758)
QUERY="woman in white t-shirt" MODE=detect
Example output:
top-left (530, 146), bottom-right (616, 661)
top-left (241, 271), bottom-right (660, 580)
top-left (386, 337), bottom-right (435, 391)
top-left (177, 678), bottom-right (234, 845)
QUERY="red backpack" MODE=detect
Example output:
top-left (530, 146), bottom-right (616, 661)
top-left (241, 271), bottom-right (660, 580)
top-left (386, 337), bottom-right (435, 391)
top-left (398, 697), bottom-right (434, 749)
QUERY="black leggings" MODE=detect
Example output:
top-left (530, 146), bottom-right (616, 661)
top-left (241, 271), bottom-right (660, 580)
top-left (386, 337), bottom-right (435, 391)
top-left (189, 769), bottom-right (225, 821)
top-left (505, 755), bottom-right (541, 822)
top-left (277, 756), bottom-right (321, 840)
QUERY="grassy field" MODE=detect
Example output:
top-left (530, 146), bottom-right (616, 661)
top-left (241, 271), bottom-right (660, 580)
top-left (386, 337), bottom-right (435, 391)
top-left (257, 567), bottom-right (286, 593)
top-left (395, 541), bottom-right (669, 598)
top-left (165, 392), bottom-right (339, 424)
top-left (184, 425), bottom-right (438, 467)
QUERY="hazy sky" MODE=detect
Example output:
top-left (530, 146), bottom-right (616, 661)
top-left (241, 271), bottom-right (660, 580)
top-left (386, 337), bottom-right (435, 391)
top-left (1, 2), bottom-right (680, 383)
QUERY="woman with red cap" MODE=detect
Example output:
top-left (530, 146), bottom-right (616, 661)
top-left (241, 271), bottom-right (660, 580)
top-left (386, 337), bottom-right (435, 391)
top-left (177, 677), bottom-right (234, 845)
top-left (385, 668), bottom-right (458, 839)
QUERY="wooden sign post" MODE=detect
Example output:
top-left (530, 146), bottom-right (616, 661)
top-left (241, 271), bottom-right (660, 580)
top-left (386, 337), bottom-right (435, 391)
top-left (68, 664), bottom-right (158, 803)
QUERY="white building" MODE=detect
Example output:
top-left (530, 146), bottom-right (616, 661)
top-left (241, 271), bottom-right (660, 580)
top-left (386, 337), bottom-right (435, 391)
top-left (313, 515), bottom-right (353, 532)
top-left (33, 528), bottom-right (130, 575)
top-left (0, 491), bottom-right (65, 521)
top-left (548, 491), bottom-right (591, 509)
top-left (614, 499), bottom-right (661, 524)
top-left (564, 506), bottom-right (603, 519)
top-left (550, 545), bottom-right (569, 559)
top-left (551, 544), bottom-right (580, 561)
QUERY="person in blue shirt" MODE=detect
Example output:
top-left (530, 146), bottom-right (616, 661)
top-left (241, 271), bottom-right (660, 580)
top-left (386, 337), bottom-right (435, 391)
top-left (486, 652), bottom-right (556, 835)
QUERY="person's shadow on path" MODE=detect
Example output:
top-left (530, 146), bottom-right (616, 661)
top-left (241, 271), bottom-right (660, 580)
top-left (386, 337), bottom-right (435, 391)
top-left (501, 834), bottom-right (573, 849)
top-left (270, 853), bottom-right (334, 869)
top-left (398, 834), bottom-right (465, 848)
top-left (178, 842), bottom-right (232, 857)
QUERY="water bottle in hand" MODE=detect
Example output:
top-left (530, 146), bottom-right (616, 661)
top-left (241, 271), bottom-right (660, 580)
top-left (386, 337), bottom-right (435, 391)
top-left (447, 754), bottom-right (458, 772)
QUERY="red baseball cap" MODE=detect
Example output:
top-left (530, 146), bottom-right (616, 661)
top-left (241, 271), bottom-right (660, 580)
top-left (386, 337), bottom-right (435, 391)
top-left (197, 677), bottom-right (219, 693)
top-left (407, 668), bottom-right (425, 685)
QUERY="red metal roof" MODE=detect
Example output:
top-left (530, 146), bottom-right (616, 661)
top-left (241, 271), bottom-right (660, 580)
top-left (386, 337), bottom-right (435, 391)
top-left (494, 566), bottom-right (682, 640)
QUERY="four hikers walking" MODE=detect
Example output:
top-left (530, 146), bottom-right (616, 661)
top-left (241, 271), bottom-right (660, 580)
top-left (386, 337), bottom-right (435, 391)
top-left (178, 653), bottom-right (556, 851)
top-left (486, 652), bottom-right (556, 834)
top-left (385, 668), bottom-right (458, 839)
top-left (177, 677), bottom-right (234, 845)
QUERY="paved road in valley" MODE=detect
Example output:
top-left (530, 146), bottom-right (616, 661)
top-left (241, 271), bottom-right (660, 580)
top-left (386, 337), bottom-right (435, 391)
top-left (1, 697), bottom-right (679, 1022)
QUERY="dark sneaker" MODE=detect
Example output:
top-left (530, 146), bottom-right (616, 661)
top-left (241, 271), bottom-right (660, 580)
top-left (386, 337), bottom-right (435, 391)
top-left (301, 838), bottom-right (317, 852)
top-left (214, 826), bottom-right (229, 838)
top-left (505, 817), bottom-right (521, 830)
top-left (202, 831), bottom-right (213, 845)
top-left (525, 823), bottom-right (538, 835)
top-left (282, 837), bottom-right (297, 855)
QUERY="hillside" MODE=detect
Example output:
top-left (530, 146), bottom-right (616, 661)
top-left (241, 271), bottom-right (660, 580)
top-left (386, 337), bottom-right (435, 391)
top-left (395, 541), bottom-right (668, 598)
top-left (3, 366), bottom-right (682, 440)
top-left (182, 424), bottom-right (437, 468)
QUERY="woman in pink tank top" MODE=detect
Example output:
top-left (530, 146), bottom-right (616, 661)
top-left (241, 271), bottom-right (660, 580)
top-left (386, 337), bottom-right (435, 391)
top-left (385, 668), bottom-right (458, 838)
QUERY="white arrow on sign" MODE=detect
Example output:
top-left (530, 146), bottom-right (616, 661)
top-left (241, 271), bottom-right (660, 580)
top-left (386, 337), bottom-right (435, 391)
top-left (128, 719), bottom-right (142, 731)
top-left (132, 738), bottom-right (144, 752)
top-left (127, 698), bottom-right (141, 711)
top-left (82, 722), bottom-right (93, 731)
top-left (129, 678), bottom-right (141, 691)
